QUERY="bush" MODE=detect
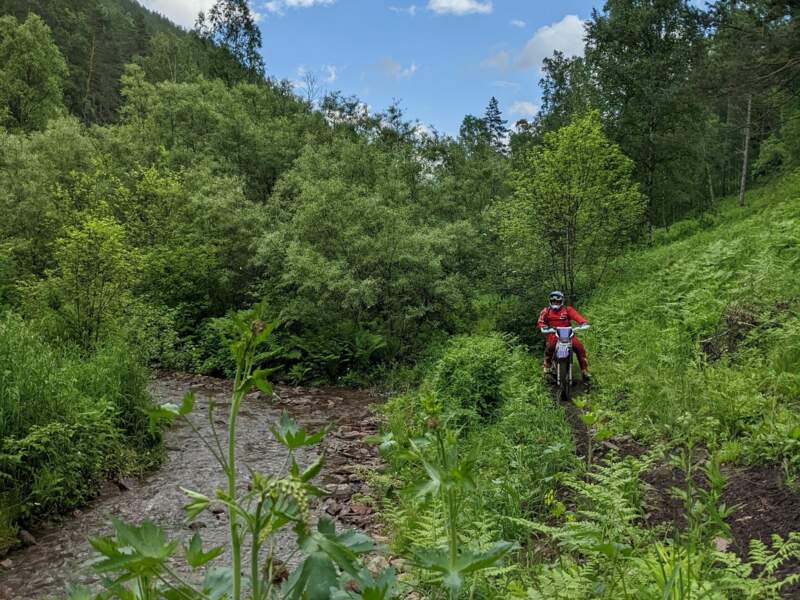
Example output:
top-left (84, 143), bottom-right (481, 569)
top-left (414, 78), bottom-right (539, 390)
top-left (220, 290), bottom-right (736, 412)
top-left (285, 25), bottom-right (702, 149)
top-left (72, 339), bottom-right (160, 453)
top-left (474, 390), bottom-right (577, 537)
top-left (0, 312), bottom-right (160, 547)
top-left (1, 407), bottom-right (118, 519)
top-left (429, 333), bottom-right (513, 426)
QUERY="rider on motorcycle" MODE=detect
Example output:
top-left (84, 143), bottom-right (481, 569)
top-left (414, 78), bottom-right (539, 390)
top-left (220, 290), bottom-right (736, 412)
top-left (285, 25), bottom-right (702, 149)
top-left (537, 291), bottom-right (591, 379)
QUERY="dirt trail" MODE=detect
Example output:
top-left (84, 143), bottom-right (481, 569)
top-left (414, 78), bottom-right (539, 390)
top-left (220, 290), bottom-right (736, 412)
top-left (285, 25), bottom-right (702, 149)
top-left (557, 380), bottom-right (800, 592)
top-left (0, 374), bottom-right (383, 600)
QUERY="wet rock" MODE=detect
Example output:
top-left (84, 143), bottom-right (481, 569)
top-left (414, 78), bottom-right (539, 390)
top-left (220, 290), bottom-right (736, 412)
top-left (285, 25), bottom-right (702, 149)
top-left (390, 557), bottom-right (409, 572)
top-left (327, 484), bottom-right (351, 499)
top-left (0, 376), bottom-right (387, 600)
top-left (713, 536), bottom-right (731, 552)
top-left (366, 555), bottom-right (389, 575)
top-left (19, 530), bottom-right (36, 546)
top-left (350, 504), bottom-right (372, 516)
top-left (115, 478), bottom-right (136, 492)
top-left (324, 500), bottom-right (341, 515)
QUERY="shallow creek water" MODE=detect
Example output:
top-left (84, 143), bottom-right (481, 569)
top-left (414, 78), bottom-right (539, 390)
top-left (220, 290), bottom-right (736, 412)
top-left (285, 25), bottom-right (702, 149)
top-left (0, 375), bottom-right (382, 600)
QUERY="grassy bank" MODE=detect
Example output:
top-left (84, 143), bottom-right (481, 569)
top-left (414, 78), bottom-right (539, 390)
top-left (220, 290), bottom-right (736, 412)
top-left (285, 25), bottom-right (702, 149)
top-left (374, 173), bottom-right (800, 598)
top-left (0, 313), bottom-right (161, 553)
top-left (584, 171), bottom-right (800, 478)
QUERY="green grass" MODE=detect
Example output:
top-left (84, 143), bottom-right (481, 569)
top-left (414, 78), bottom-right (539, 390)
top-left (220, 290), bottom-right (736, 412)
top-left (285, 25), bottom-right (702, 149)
top-left (380, 332), bottom-right (577, 552)
top-left (584, 171), bottom-right (800, 473)
top-left (0, 312), bottom-right (161, 551)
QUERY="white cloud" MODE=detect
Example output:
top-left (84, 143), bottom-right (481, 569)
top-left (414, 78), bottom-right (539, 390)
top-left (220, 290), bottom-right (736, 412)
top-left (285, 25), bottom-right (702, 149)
top-left (481, 50), bottom-right (510, 72)
top-left (427, 0), bottom-right (492, 16)
top-left (492, 80), bottom-right (520, 89)
top-left (139, 0), bottom-right (216, 27)
top-left (414, 122), bottom-right (434, 138)
top-left (265, 0), bottom-right (335, 14)
top-left (378, 58), bottom-right (418, 80)
top-left (510, 19), bottom-right (526, 28)
top-left (510, 101), bottom-right (539, 118)
top-left (293, 64), bottom-right (339, 89)
top-left (517, 14), bottom-right (585, 71)
top-left (389, 4), bottom-right (417, 16)
top-left (324, 64), bottom-right (337, 82)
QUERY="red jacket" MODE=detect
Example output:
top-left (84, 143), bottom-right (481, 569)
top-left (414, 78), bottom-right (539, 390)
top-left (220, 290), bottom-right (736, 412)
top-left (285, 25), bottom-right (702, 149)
top-left (537, 305), bottom-right (588, 330)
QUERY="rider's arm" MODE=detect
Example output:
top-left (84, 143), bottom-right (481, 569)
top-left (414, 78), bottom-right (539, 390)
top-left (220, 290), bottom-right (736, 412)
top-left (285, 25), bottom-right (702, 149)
top-left (567, 306), bottom-right (588, 325)
top-left (536, 308), bottom-right (548, 331)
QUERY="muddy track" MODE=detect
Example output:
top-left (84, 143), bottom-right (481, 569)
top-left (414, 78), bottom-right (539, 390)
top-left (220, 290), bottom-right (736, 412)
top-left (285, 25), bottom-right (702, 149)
top-left (0, 374), bottom-right (384, 600)
top-left (556, 379), bottom-right (800, 592)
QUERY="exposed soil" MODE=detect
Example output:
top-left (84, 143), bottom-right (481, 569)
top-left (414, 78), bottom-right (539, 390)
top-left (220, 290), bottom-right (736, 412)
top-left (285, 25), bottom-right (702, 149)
top-left (723, 465), bottom-right (800, 590)
top-left (556, 380), bottom-right (800, 594)
top-left (0, 374), bottom-right (384, 600)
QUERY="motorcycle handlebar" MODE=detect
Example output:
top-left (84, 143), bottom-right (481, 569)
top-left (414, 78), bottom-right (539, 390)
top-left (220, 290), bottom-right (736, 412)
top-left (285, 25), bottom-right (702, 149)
top-left (540, 324), bottom-right (591, 334)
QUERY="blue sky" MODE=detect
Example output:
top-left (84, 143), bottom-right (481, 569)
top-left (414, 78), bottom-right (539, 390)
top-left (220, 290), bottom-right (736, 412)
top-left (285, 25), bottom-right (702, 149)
top-left (142, 0), bottom-right (605, 134)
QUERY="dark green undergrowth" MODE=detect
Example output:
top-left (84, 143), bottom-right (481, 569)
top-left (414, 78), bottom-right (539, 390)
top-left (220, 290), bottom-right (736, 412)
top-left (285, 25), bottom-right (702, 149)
top-left (378, 333), bottom-right (577, 560)
top-left (0, 312), bottom-right (161, 553)
top-left (583, 171), bottom-right (800, 479)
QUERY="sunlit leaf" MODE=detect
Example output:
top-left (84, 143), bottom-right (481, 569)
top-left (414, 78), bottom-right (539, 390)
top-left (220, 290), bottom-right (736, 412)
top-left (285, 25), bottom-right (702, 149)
top-left (185, 533), bottom-right (223, 569)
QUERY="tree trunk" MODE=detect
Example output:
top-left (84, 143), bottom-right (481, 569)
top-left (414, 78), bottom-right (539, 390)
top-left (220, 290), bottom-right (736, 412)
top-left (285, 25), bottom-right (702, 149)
top-left (738, 93), bottom-right (752, 207)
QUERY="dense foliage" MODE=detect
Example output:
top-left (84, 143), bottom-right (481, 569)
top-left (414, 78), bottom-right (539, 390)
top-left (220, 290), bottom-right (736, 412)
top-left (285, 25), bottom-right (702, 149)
top-left (1, 0), bottom-right (799, 596)
top-left (0, 314), bottom-right (157, 552)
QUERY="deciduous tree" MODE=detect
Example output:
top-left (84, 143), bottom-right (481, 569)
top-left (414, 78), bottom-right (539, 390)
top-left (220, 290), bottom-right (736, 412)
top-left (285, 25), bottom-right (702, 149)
top-left (0, 14), bottom-right (67, 131)
top-left (500, 111), bottom-right (645, 300)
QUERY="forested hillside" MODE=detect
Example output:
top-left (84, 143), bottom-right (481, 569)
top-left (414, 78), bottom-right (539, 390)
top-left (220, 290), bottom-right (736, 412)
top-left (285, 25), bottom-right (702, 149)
top-left (0, 0), bottom-right (799, 598)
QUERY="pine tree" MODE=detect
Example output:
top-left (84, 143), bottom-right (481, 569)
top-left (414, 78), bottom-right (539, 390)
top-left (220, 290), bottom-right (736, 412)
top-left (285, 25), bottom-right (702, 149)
top-left (484, 96), bottom-right (508, 153)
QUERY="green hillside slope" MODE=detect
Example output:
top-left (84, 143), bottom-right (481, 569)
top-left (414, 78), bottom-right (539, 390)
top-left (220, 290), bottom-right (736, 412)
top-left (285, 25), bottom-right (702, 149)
top-left (586, 171), bottom-right (800, 475)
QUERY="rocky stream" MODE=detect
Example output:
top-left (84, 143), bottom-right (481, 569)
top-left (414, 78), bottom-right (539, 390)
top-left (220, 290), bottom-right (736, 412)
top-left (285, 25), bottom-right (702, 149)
top-left (0, 374), bottom-right (385, 600)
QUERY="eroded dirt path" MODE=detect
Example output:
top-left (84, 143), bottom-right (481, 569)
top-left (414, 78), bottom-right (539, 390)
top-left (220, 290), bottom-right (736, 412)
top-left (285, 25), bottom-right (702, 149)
top-left (557, 382), bottom-right (800, 592)
top-left (0, 374), bottom-right (383, 600)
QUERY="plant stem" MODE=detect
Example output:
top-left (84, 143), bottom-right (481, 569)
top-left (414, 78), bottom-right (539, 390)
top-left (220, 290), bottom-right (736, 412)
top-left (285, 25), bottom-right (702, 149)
top-left (251, 499), bottom-right (263, 600)
top-left (229, 361), bottom-right (244, 600)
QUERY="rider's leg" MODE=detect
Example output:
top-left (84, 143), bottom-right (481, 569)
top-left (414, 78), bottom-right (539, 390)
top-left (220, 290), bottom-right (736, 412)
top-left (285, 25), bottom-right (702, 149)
top-left (543, 335), bottom-right (556, 371)
top-left (572, 337), bottom-right (589, 375)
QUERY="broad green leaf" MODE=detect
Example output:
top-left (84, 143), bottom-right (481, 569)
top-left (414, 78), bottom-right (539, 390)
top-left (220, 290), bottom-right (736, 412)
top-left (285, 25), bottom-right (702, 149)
top-left (300, 453), bottom-right (325, 482)
top-left (181, 488), bottom-right (211, 521)
top-left (270, 411), bottom-right (329, 449)
top-left (178, 391), bottom-right (196, 416)
top-left (185, 533), bottom-right (223, 569)
top-left (202, 567), bottom-right (235, 600)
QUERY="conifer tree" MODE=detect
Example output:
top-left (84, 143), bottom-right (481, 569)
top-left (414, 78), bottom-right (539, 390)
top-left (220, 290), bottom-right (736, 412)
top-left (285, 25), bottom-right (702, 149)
top-left (484, 96), bottom-right (508, 153)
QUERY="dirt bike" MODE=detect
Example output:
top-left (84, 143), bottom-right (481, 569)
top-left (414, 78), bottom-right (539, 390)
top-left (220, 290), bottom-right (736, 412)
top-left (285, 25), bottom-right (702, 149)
top-left (541, 324), bottom-right (590, 402)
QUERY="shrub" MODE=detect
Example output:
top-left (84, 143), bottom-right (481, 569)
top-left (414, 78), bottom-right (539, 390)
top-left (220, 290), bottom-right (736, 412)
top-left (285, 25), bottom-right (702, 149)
top-left (429, 333), bottom-right (513, 426)
top-left (72, 339), bottom-right (160, 454)
top-left (475, 391), bottom-right (577, 537)
top-left (1, 407), bottom-right (118, 519)
top-left (0, 312), bottom-right (160, 541)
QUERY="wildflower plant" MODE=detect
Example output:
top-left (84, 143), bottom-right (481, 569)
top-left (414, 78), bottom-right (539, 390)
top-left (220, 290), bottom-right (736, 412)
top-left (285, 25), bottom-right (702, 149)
top-left (69, 305), bottom-right (396, 600)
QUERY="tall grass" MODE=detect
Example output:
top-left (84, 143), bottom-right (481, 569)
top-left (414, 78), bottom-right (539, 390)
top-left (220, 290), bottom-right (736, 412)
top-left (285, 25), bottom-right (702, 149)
top-left (585, 171), bottom-right (800, 467)
top-left (0, 312), bottom-right (160, 551)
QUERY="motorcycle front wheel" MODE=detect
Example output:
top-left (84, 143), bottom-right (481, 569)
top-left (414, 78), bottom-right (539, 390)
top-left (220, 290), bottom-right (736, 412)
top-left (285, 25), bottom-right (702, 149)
top-left (558, 359), bottom-right (571, 402)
